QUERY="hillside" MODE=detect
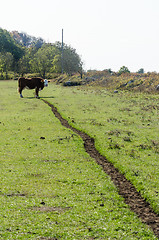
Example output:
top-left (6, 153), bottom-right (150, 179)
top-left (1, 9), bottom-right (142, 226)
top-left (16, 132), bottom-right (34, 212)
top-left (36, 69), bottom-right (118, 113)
top-left (53, 70), bottom-right (159, 93)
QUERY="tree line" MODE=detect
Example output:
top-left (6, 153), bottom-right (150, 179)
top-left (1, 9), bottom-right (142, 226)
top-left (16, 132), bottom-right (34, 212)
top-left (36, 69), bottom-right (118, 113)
top-left (0, 28), bottom-right (83, 79)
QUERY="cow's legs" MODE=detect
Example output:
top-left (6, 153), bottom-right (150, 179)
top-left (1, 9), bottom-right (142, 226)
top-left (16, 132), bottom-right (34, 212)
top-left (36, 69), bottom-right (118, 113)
top-left (35, 87), bottom-right (39, 98)
top-left (18, 87), bottom-right (23, 98)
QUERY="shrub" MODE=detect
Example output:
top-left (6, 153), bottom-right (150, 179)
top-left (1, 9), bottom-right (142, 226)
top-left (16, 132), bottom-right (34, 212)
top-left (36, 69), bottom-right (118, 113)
top-left (118, 66), bottom-right (130, 75)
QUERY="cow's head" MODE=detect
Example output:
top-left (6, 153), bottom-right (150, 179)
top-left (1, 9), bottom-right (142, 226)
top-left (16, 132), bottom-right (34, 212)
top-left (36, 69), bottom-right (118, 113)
top-left (44, 79), bottom-right (49, 87)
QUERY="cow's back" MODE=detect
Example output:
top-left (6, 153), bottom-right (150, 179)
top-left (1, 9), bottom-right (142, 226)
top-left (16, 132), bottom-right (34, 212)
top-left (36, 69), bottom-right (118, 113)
top-left (31, 77), bottom-right (44, 90)
top-left (18, 77), bottom-right (44, 89)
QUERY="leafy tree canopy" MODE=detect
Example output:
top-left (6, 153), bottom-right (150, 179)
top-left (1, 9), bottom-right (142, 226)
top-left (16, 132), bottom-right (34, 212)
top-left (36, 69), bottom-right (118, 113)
top-left (118, 66), bottom-right (130, 75)
top-left (0, 28), bottom-right (83, 79)
top-left (0, 28), bottom-right (24, 61)
top-left (11, 31), bottom-right (44, 49)
top-left (137, 68), bottom-right (144, 74)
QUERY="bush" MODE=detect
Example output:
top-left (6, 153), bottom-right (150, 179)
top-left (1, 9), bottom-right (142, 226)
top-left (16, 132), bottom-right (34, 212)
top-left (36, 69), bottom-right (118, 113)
top-left (63, 80), bottom-right (81, 86)
top-left (118, 66), bottom-right (130, 75)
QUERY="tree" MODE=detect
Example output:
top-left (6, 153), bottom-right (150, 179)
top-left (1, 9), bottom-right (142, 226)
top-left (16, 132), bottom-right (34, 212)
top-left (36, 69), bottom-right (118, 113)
top-left (31, 42), bottom-right (83, 77)
top-left (31, 44), bottom-right (56, 78)
top-left (11, 31), bottom-right (45, 49)
top-left (137, 68), bottom-right (144, 74)
top-left (52, 54), bottom-right (61, 73)
top-left (0, 28), bottom-right (24, 62)
top-left (118, 66), bottom-right (130, 75)
top-left (54, 42), bottom-right (83, 75)
top-left (0, 28), bottom-right (83, 78)
top-left (18, 49), bottom-right (32, 76)
top-left (0, 52), bottom-right (13, 79)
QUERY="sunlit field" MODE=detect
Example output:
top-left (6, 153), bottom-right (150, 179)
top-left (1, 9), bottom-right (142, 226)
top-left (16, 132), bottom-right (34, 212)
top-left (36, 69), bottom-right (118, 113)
top-left (49, 84), bottom-right (159, 214)
top-left (0, 80), bottom-right (158, 239)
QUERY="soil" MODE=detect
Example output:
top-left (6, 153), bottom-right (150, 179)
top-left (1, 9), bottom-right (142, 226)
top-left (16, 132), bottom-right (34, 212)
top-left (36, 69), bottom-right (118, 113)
top-left (42, 99), bottom-right (159, 239)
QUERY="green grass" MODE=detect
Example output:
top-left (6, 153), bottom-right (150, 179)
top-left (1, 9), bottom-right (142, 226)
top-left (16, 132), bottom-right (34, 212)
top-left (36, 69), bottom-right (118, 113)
top-left (0, 81), bottom-right (158, 239)
top-left (46, 84), bottom-right (159, 214)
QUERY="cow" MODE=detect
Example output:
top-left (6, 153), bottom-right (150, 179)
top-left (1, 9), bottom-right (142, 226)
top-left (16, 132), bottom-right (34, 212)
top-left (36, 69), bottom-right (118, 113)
top-left (18, 77), bottom-right (49, 98)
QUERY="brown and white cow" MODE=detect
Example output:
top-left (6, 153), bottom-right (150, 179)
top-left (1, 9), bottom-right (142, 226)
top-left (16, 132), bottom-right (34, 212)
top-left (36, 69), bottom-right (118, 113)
top-left (18, 77), bottom-right (49, 98)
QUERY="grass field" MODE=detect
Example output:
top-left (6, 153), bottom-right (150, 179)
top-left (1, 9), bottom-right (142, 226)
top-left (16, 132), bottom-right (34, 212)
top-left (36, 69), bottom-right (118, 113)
top-left (49, 84), bottom-right (159, 214)
top-left (0, 80), bottom-right (158, 239)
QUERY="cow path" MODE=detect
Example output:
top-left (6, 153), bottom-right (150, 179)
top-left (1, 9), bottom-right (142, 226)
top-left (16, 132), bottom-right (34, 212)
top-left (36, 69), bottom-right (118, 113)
top-left (42, 99), bottom-right (159, 238)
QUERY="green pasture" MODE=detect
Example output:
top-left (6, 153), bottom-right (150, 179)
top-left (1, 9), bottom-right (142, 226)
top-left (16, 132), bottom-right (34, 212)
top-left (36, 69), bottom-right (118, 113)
top-left (0, 80), bottom-right (158, 239)
top-left (48, 84), bottom-right (159, 214)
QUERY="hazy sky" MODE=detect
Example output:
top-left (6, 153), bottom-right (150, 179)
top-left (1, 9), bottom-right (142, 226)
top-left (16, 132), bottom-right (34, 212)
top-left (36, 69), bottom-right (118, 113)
top-left (1, 0), bottom-right (159, 72)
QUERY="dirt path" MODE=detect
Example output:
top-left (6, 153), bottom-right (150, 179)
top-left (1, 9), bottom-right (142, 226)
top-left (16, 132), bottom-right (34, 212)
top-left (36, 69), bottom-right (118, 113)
top-left (42, 99), bottom-right (159, 238)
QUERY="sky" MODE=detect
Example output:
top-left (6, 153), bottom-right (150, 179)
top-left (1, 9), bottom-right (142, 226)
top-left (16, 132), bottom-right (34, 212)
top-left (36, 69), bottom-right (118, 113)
top-left (1, 0), bottom-right (159, 72)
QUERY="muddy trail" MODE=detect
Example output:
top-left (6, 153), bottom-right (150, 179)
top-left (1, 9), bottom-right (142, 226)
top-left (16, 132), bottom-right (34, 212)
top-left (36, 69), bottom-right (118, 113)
top-left (42, 99), bottom-right (159, 238)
